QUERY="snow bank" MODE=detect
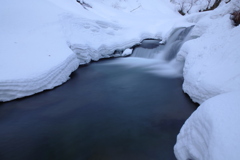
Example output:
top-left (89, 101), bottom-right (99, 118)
top-left (0, 55), bottom-right (79, 102)
top-left (1, 0), bottom-right (189, 101)
top-left (175, 2), bottom-right (240, 160)
top-left (174, 91), bottom-right (240, 160)
top-left (177, 2), bottom-right (240, 104)
top-left (0, 0), bottom-right (80, 102)
top-left (58, 0), bottom-right (188, 64)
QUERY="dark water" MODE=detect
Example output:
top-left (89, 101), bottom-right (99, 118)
top-left (131, 39), bottom-right (164, 59)
top-left (0, 58), bottom-right (197, 160)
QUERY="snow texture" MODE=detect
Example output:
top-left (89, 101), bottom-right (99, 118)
top-left (174, 91), bottom-right (240, 160)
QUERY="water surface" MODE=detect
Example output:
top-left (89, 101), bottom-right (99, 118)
top-left (0, 58), bottom-right (197, 160)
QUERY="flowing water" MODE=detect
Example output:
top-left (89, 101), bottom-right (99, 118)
top-left (132, 26), bottom-right (194, 60)
top-left (0, 27), bottom-right (197, 160)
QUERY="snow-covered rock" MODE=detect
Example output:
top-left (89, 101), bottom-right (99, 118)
top-left (174, 91), bottom-right (240, 160)
top-left (122, 48), bottom-right (133, 56)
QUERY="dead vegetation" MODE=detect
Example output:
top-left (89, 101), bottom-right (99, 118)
top-left (230, 10), bottom-right (240, 26)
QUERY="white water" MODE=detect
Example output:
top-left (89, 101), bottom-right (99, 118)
top-left (112, 26), bottom-right (194, 78)
top-left (131, 26), bottom-right (194, 61)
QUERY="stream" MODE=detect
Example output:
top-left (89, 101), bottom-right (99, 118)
top-left (0, 27), bottom-right (197, 160)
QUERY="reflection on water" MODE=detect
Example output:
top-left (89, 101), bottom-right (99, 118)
top-left (0, 58), bottom-right (197, 160)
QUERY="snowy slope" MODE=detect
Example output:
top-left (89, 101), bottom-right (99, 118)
top-left (0, 0), bottom-right (185, 101)
top-left (174, 91), bottom-right (240, 160)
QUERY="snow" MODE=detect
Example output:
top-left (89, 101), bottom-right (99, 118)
top-left (0, 0), bottom-right (80, 101)
top-left (174, 91), bottom-right (240, 160)
top-left (174, 1), bottom-right (240, 160)
top-left (2, 0), bottom-right (240, 159)
top-left (177, 1), bottom-right (240, 104)
top-left (171, 0), bottom-right (236, 14)
top-left (0, 0), bottom-right (187, 101)
top-left (60, 0), bottom-right (186, 64)
top-left (122, 48), bottom-right (133, 56)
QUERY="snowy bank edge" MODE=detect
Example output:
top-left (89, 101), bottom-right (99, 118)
top-left (69, 35), bottom-right (161, 65)
top-left (0, 54), bottom-right (79, 102)
top-left (174, 2), bottom-right (240, 159)
top-left (0, 33), bottom-right (174, 102)
top-left (174, 91), bottom-right (240, 160)
top-left (176, 1), bottom-right (240, 104)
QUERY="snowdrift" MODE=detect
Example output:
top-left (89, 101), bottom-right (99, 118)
top-left (175, 1), bottom-right (240, 160)
top-left (177, 2), bottom-right (240, 104)
top-left (174, 91), bottom-right (240, 160)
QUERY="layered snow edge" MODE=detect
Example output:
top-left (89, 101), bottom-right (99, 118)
top-left (70, 40), bottom-right (137, 65)
top-left (0, 54), bottom-right (79, 102)
top-left (174, 91), bottom-right (240, 160)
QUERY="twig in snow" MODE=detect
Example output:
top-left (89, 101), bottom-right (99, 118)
top-left (130, 5), bottom-right (141, 12)
top-left (76, 0), bottom-right (92, 10)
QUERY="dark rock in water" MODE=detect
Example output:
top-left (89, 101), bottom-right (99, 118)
top-left (131, 39), bottom-right (164, 59)
top-left (131, 26), bottom-right (194, 61)
top-left (140, 39), bottom-right (161, 49)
